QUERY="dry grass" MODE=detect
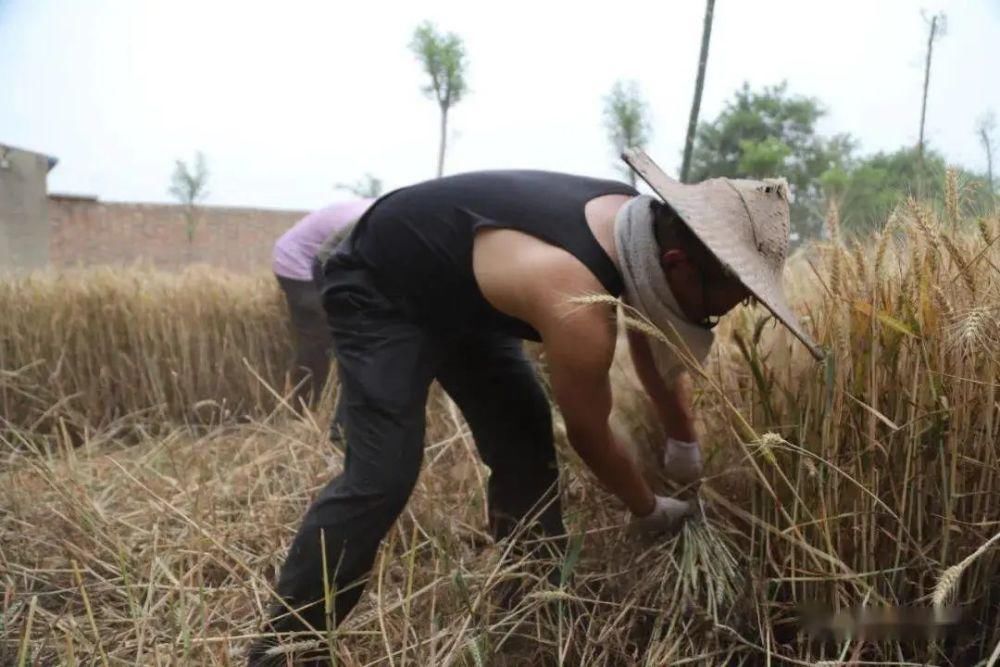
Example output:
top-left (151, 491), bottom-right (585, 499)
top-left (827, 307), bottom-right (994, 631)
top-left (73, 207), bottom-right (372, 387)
top-left (1, 397), bottom-right (757, 666)
top-left (2, 193), bottom-right (1000, 664)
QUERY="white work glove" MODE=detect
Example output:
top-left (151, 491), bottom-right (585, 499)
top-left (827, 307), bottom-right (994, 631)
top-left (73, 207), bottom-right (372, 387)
top-left (629, 495), bottom-right (696, 536)
top-left (662, 437), bottom-right (703, 487)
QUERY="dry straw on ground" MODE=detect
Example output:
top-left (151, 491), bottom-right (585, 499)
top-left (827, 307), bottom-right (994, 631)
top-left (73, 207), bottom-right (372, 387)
top-left (2, 192), bottom-right (1000, 664)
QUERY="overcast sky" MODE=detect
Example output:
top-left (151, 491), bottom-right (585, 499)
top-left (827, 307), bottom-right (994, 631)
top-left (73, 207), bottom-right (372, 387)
top-left (1, 0), bottom-right (998, 210)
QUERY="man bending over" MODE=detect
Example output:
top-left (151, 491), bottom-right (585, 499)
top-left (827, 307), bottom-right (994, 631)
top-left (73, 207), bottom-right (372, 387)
top-left (249, 150), bottom-right (821, 662)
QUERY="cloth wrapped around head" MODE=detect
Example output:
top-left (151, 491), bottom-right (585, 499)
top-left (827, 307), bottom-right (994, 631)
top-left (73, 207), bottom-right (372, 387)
top-left (613, 195), bottom-right (715, 381)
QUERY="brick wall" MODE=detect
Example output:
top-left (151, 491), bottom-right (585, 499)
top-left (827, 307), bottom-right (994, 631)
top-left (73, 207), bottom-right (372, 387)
top-left (49, 196), bottom-right (308, 273)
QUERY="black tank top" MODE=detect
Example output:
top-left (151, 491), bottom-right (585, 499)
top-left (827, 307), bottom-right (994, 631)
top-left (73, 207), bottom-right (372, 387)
top-left (335, 170), bottom-right (637, 341)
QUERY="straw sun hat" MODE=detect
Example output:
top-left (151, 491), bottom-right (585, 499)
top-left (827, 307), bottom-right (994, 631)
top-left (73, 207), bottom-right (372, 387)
top-left (622, 147), bottom-right (824, 361)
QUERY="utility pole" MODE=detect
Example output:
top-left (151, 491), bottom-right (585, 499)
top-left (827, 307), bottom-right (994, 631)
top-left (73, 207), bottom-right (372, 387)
top-left (680, 0), bottom-right (716, 183)
top-left (917, 12), bottom-right (946, 162)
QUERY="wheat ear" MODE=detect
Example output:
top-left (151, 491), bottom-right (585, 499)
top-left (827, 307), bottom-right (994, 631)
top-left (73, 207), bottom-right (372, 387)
top-left (932, 528), bottom-right (1000, 607)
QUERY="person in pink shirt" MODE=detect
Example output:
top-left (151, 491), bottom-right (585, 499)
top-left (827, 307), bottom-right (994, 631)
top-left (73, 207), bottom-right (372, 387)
top-left (273, 199), bottom-right (375, 408)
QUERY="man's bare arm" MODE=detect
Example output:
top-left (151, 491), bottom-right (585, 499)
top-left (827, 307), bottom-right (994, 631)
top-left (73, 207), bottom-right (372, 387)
top-left (538, 303), bottom-right (655, 517)
top-left (626, 328), bottom-right (696, 442)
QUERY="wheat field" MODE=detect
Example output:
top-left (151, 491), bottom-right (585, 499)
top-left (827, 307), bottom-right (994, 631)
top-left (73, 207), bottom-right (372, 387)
top-left (2, 186), bottom-right (999, 665)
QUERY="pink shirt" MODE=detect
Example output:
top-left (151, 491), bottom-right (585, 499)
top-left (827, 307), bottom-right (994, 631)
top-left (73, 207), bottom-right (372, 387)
top-left (272, 199), bottom-right (375, 280)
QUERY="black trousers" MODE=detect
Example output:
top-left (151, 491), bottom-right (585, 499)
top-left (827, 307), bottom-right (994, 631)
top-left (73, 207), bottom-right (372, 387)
top-left (269, 262), bottom-right (565, 632)
top-left (276, 274), bottom-right (331, 409)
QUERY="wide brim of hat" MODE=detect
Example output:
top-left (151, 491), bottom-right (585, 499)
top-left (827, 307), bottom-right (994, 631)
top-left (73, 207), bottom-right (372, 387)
top-left (622, 148), bottom-right (824, 361)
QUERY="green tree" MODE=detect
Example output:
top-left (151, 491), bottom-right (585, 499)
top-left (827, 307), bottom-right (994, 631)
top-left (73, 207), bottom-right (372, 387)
top-left (603, 80), bottom-right (652, 187)
top-left (334, 173), bottom-right (383, 198)
top-left (823, 148), bottom-right (994, 234)
top-left (688, 82), bottom-right (854, 240)
top-left (168, 151), bottom-right (209, 244)
top-left (410, 22), bottom-right (468, 178)
top-left (822, 148), bottom-right (945, 232)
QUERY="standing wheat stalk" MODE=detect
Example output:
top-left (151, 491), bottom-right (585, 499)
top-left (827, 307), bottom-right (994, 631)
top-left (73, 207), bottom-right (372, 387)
top-left (977, 215), bottom-right (994, 244)
top-left (851, 240), bottom-right (869, 294)
top-left (941, 233), bottom-right (977, 295)
top-left (909, 199), bottom-right (939, 272)
top-left (826, 199), bottom-right (844, 300)
top-left (824, 199), bottom-right (852, 369)
top-left (945, 168), bottom-right (959, 229)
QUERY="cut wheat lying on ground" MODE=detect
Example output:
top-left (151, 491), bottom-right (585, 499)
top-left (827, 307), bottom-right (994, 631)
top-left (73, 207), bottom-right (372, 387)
top-left (2, 195), bottom-right (1000, 664)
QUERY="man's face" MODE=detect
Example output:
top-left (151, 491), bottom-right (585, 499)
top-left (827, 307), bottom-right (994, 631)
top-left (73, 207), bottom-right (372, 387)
top-left (659, 247), bottom-right (750, 327)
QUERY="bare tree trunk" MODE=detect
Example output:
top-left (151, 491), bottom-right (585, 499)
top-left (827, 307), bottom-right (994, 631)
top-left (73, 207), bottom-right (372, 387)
top-left (983, 133), bottom-right (994, 192)
top-left (918, 14), bottom-right (940, 161)
top-left (988, 146), bottom-right (994, 192)
top-left (437, 105), bottom-right (448, 178)
top-left (680, 0), bottom-right (715, 183)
